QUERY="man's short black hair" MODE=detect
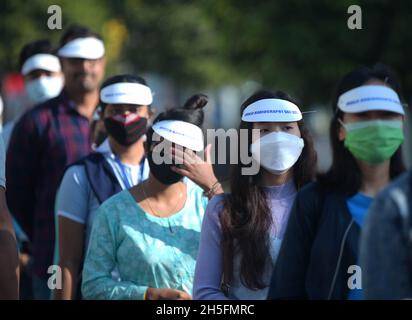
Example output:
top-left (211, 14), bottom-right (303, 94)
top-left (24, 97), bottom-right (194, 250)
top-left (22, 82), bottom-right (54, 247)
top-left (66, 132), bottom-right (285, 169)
top-left (59, 24), bottom-right (103, 48)
top-left (19, 39), bottom-right (55, 70)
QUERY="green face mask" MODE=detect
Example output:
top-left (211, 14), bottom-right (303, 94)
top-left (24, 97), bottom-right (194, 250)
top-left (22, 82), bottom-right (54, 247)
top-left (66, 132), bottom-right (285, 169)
top-left (340, 119), bottom-right (404, 164)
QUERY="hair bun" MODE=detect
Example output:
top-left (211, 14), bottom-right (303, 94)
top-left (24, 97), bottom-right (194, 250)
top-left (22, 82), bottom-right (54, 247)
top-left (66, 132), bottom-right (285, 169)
top-left (183, 94), bottom-right (208, 110)
top-left (151, 93), bottom-right (207, 128)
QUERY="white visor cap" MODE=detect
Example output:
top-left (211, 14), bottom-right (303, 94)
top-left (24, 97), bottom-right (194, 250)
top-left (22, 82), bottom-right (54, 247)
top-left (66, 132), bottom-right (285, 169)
top-left (21, 54), bottom-right (61, 76)
top-left (152, 120), bottom-right (204, 152)
top-left (337, 85), bottom-right (404, 115)
top-left (100, 82), bottom-right (153, 106)
top-left (242, 98), bottom-right (302, 122)
top-left (58, 37), bottom-right (105, 60)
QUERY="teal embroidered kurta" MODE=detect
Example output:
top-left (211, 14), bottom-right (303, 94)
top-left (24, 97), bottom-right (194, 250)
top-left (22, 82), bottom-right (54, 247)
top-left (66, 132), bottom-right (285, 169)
top-left (82, 179), bottom-right (208, 299)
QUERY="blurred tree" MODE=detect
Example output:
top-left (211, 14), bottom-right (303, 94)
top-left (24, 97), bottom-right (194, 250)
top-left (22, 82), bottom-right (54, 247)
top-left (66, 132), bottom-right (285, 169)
top-left (204, 0), bottom-right (412, 106)
top-left (0, 0), bottom-right (110, 74)
top-left (111, 0), bottom-right (232, 89)
top-left (1, 0), bottom-right (412, 107)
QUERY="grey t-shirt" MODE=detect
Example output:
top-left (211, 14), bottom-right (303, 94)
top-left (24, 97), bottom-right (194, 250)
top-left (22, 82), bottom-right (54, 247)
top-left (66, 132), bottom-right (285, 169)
top-left (55, 139), bottom-right (149, 251)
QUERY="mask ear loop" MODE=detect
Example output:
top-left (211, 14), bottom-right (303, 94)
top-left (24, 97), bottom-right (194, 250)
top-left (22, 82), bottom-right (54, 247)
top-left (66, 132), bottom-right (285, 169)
top-left (333, 101), bottom-right (347, 130)
top-left (93, 105), bottom-right (102, 120)
top-left (337, 118), bottom-right (346, 129)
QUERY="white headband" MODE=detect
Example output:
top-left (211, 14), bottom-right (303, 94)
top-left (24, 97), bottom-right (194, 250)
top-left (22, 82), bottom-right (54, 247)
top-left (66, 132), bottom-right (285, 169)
top-left (338, 85), bottom-right (404, 115)
top-left (100, 82), bottom-right (153, 105)
top-left (152, 120), bottom-right (204, 151)
top-left (21, 54), bottom-right (61, 75)
top-left (58, 37), bottom-right (105, 60)
top-left (242, 98), bottom-right (302, 122)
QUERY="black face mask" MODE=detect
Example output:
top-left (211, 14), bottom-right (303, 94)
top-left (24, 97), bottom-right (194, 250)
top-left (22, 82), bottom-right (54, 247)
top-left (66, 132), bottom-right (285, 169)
top-left (104, 115), bottom-right (148, 146)
top-left (147, 147), bottom-right (183, 185)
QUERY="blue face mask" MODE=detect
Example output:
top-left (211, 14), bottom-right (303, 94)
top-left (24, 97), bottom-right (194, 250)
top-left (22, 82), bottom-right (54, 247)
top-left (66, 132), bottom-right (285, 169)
top-left (25, 75), bottom-right (64, 104)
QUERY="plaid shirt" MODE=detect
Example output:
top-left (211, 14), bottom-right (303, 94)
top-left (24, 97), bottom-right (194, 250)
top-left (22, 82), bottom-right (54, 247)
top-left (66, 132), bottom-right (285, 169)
top-left (6, 91), bottom-right (93, 279)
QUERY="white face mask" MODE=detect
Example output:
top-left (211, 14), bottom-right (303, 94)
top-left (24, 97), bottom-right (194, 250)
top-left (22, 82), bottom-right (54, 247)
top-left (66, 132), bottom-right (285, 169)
top-left (25, 75), bottom-right (64, 104)
top-left (251, 131), bottom-right (304, 175)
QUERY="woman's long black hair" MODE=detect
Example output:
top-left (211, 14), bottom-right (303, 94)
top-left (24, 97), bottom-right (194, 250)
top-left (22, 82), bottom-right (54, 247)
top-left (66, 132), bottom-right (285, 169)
top-left (221, 89), bottom-right (317, 290)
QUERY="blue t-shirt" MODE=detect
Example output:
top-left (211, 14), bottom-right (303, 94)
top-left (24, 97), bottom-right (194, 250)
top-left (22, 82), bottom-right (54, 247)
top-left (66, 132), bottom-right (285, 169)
top-left (346, 192), bottom-right (373, 300)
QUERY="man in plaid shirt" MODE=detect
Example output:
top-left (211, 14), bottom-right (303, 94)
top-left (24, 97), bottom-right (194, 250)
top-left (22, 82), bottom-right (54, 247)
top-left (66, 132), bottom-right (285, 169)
top-left (6, 25), bottom-right (106, 299)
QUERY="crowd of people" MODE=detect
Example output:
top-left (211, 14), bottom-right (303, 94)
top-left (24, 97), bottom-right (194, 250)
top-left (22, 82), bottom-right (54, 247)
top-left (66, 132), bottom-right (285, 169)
top-left (0, 23), bottom-right (411, 300)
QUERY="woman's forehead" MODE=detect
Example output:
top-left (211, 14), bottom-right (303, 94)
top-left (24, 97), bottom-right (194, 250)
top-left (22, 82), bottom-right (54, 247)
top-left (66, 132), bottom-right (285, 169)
top-left (253, 121), bottom-right (297, 128)
top-left (344, 110), bottom-right (402, 118)
top-left (106, 103), bottom-right (146, 109)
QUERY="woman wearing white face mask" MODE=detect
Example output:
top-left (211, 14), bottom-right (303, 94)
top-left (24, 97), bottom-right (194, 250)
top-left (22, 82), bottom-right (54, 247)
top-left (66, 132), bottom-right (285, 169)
top-left (193, 90), bottom-right (317, 300)
top-left (2, 39), bottom-right (64, 149)
top-left (20, 40), bottom-right (64, 105)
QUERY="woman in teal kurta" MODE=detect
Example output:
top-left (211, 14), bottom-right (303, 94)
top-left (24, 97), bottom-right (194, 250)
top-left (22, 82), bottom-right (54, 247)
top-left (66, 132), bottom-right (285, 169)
top-left (82, 94), bottom-right (223, 300)
top-left (81, 178), bottom-right (208, 299)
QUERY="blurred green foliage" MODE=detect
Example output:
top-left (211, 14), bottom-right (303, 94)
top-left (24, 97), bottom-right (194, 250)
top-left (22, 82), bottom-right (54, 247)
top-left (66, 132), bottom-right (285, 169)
top-left (1, 0), bottom-right (412, 106)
